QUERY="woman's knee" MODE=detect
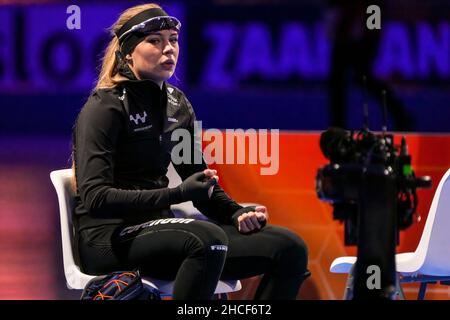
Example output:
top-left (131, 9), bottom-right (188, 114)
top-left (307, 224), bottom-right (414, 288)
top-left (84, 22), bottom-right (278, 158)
top-left (268, 226), bottom-right (309, 273)
top-left (286, 234), bottom-right (308, 272)
top-left (184, 221), bottom-right (229, 256)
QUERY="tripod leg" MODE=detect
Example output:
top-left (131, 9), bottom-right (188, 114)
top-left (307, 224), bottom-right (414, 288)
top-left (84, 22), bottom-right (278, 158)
top-left (418, 282), bottom-right (427, 300)
top-left (343, 265), bottom-right (355, 300)
top-left (395, 274), bottom-right (405, 300)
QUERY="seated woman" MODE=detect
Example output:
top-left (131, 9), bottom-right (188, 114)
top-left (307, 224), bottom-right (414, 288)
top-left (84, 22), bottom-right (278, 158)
top-left (71, 3), bottom-right (309, 300)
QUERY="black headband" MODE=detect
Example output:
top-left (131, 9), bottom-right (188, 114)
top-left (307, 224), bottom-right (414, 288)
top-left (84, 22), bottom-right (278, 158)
top-left (115, 7), bottom-right (180, 55)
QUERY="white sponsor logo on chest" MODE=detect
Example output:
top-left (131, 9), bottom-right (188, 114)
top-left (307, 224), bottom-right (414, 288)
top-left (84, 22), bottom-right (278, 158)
top-left (129, 111), bottom-right (148, 125)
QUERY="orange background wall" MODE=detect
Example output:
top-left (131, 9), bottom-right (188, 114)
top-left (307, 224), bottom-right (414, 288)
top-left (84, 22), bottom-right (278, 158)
top-left (208, 132), bottom-right (450, 300)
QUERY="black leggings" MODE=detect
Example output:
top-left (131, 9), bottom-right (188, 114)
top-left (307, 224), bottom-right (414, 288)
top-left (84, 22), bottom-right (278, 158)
top-left (78, 218), bottom-right (309, 300)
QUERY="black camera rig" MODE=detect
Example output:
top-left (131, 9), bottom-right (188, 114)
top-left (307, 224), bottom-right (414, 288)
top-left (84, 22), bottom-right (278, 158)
top-left (317, 127), bottom-right (431, 245)
top-left (315, 89), bottom-right (431, 299)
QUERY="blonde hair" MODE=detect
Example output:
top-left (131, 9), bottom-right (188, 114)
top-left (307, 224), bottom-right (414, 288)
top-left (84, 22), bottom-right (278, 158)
top-left (72, 3), bottom-right (163, 191)
top-left (95, 3), bottom-right (163, 90)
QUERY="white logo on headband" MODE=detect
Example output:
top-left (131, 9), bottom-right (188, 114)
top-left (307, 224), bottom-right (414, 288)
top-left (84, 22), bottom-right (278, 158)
top-left (119, 16), bottom-right (181, 41)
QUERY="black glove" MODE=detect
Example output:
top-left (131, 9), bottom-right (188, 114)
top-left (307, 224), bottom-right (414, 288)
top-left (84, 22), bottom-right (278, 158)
top-left (172, 172), bottom-right (217, 202)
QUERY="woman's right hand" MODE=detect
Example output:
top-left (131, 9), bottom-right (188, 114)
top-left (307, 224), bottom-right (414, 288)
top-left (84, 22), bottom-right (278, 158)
top-left (203, 169), bottom-right (219, 198)
top-left (177, 169), bottom-right (218, 201)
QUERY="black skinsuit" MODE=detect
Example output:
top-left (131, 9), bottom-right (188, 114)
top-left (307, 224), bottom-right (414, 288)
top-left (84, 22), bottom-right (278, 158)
top-left (72, 79), bottom-right (309, 299)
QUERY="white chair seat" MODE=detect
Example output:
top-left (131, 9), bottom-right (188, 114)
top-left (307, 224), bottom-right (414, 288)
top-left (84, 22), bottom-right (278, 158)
top-left (329, 168), bottom-right (450, 299)
top-left (63, 264), bottom-right (242, 295)
top-left (329, 256), bottom-right (357, 274)
top-left (330, 252), bottom-right (417, 274)
top-left (144, 278), bottom-right (242, 295)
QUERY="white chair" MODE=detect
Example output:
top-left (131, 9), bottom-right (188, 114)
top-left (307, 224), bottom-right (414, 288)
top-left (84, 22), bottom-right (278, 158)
top-left (50, 163), bottom-right (254, 299)
top-left (330, 168), bottom-right (450, 299)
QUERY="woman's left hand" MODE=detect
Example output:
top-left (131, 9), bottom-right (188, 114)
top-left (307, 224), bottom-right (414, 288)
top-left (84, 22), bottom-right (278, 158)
top-left (255, 205), bottom-right (268, 220)
top-left (237, 206), bottom-right (268, 234)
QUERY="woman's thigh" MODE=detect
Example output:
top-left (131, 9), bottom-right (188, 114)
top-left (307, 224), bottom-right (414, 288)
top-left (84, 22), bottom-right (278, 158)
top-left (79, 218), bottom-right (228, 278)
top-left (219, 224), bottom-right (308, 280)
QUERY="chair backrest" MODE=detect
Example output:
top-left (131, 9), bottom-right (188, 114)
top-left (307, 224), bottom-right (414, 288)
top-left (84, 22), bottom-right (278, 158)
top-left (50, 168), bottom-right (89, 289)
top-left (414, 168), bottom-right (450, 275)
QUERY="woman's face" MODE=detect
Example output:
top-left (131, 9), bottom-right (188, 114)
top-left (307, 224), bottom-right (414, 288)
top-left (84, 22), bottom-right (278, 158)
top-left (128, 29), bottom-right (179, 84)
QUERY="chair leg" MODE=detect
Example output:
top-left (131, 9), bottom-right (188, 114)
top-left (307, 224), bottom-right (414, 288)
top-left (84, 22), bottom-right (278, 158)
top-left (343, 265), bottom-right (355, 300)
top-left (395, 274), bottom-right (405, 300)
top-left (418, 282), bottom-right (427, 300)
top-left (213, 293), bottom-right (228, 300)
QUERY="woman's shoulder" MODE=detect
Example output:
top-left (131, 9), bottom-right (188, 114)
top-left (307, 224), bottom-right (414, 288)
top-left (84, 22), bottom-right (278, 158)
top-left (76, 87), bottom-right (127, 124)
top-left (75, 87), bottom-right (127, 128)
top-left (84, 87), bottom-right (125, 110)
top-left (90, 86), bottom-right (124, 102)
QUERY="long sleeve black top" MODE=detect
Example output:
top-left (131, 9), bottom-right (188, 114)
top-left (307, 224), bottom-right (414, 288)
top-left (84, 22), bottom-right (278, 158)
top-left (72, 79), bottom-right (243, 231)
